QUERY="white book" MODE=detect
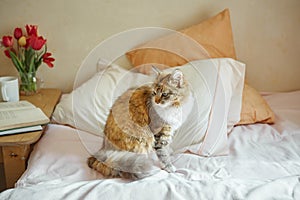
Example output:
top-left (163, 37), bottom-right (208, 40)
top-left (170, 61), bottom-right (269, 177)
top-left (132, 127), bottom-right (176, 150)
top-left (0, 125), bottom-right (43, 136)
top-left (0, 100), bottom-right (49, 132)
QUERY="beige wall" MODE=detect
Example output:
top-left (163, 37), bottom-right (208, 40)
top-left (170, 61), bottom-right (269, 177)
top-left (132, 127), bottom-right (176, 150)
top-left (0, 0), bottom-right (299, 93)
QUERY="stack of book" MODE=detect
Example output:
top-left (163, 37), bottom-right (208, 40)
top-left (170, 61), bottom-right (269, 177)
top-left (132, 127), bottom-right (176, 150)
top-left (0, 100), bottom-right (49, 136)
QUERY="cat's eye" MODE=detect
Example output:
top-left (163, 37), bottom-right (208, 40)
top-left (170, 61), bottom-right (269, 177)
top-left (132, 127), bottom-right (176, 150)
top-left (161, 92), bottom-right (169, 97)
top-left (152, 91), bottom-right (157, 96)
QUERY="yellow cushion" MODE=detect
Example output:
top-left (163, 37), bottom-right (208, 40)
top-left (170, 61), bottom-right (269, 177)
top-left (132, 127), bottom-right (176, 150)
top-left (126, 9), bottom-right (275, 125)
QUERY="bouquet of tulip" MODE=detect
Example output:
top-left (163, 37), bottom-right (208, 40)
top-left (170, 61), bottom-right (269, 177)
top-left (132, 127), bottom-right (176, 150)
top-left (1, 24), bottom-right (55, 95)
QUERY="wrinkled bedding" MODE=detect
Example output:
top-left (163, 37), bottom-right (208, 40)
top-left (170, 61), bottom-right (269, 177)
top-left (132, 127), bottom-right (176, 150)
top-left (1, 91), bottom-right (299, 200)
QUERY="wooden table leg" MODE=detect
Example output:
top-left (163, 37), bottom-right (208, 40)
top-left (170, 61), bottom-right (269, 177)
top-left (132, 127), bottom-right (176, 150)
top-left (2, 145), bottom-right (30, 188)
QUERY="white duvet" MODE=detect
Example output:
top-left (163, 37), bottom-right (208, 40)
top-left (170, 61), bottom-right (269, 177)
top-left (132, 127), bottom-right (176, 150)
top-left (1, 91), bottom-right (300, 200)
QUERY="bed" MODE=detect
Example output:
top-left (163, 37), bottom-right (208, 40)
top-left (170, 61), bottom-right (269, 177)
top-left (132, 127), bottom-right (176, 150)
top-left (0, 91), bottom-right (299, 199)
top-left (1, 9), bottom-right (300, 200)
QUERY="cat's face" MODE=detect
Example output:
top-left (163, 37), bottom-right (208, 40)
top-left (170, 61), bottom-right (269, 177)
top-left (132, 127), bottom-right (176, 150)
top-left (151, 69), bottom-right (187, 107)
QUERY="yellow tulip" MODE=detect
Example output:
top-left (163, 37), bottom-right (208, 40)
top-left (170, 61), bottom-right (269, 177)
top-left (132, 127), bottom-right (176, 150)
top-left (18, 36), bottom-right (26, 46)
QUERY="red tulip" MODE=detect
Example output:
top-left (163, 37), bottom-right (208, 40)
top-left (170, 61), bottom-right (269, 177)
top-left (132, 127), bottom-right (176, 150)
top-left (43, 52), bottom-right (55, 68)
top-left (4, 49), bottom-right (11, 58)
top-left (14, 28), bottom-right (23, 39)
top-left (26, 35), bottom-right (46, 50)
top-left (25, 24), bottom-right (38, 36)
top-left (4, 48), bottom-right (16, 58)
top-left (2, 36), bottom-right (13, 47)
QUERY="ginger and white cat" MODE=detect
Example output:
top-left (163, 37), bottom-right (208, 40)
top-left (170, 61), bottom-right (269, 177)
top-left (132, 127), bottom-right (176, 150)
top-left (88, 67), bottom-right (193, 179)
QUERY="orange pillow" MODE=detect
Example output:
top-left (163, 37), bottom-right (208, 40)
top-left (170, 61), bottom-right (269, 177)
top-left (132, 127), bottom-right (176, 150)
top-left (126, 9), bottom-right (275, 125)
top-left (237, 84), bottom-right (275, 125)
top-left (126, 9), bottom-right (236, 70)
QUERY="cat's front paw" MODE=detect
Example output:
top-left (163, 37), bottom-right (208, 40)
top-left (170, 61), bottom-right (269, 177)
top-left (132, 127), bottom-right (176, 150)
top-left (163, 164), bottom-right (176, 173)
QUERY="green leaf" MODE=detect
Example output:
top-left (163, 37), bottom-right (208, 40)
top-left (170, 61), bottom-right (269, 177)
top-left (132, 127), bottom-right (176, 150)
top-left (38, 45), bottom-right (47, 60)
top-left (9, 51), bottom-right (25, 73)
top-left (29, 53), bottom-right (35, 73)
top-left (25, 48), bottom-right (36, 71)
top-left (25, 49), bottom-right (30, 70)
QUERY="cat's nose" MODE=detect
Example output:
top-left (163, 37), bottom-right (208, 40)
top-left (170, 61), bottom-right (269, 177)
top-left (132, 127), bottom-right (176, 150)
top-left (155, 97), bottom-right (161, 104)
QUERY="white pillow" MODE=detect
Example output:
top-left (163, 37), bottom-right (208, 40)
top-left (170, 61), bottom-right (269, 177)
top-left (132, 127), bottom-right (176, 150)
top-left (52, 63), bottom-right (151, 135)
top-left (168, 58), bottom-right (245, 155)
top-left (52, 58), bottom-right (245, 156)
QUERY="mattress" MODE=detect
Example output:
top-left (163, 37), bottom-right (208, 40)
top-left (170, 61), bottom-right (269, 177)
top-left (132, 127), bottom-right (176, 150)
top-left (1, 91), bottom-right (300, 200)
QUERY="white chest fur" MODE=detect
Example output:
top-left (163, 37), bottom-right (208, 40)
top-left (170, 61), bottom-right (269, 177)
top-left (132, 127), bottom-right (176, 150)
top-left (149, 94), bottom-right (194, 134)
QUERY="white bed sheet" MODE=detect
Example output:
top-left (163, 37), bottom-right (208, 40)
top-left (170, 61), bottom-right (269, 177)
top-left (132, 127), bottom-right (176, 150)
top-left (1, 91), bottom-right (300, 200)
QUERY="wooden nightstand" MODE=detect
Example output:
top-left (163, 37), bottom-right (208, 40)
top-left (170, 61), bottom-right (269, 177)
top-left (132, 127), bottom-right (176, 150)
top-left (0, 88), bottom-right (61, 189)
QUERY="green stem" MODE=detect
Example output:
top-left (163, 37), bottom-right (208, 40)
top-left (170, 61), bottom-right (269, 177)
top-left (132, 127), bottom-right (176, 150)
top-left (9, 51), bottom-right (25, 74)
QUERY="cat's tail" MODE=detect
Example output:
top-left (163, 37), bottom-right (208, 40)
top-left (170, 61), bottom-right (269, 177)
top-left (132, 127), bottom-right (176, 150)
top-left (88, 150), bottom-right (159, 180)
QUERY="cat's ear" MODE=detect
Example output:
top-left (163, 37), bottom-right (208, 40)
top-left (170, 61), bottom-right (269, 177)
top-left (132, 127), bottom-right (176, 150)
top-left (169, 69), bottom-right (184, 88)
top-left (152, 65), bottom-right (161, 76)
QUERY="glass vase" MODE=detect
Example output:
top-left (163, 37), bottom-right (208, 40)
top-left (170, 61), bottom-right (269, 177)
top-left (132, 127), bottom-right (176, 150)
top-left (19, 72), bottom-right (41, 96)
